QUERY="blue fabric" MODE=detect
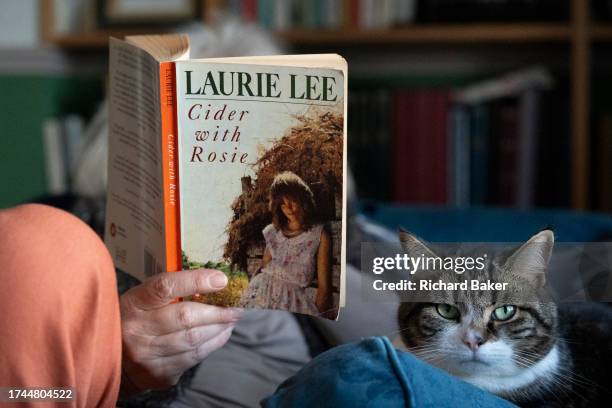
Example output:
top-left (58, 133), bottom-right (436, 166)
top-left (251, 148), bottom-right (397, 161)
top-left (358, 201), bottom-right (612, 242)
top-left (263, 337), bottom-right (516, 408)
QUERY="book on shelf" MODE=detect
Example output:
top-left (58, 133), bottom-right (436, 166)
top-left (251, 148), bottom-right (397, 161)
top-left (448, 105), bottom-right (470, 207)
top-left (492, 99), bottom-right (520, 206)
top-left (42, 118), bottom-right (69, 196)
top-left (469, 104), bottom-right (489, 206)
top-left (105, 34), bottom-right (347, 319)
top-left (348, 67), bottom-right (569, 209)
top-left (41, 114), bottom-right (86, 196)
top-left (452, 66), bottom-right (553, 105)
top-left (516, 89), bottom-right (540, 209)
top-left (391, 89), bottom-right (449, 204)
top-left (450, 67), bottom-right (553, 208)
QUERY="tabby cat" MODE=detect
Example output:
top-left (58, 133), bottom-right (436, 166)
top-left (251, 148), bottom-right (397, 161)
top-left (397, 229), bottom-right (611, 407)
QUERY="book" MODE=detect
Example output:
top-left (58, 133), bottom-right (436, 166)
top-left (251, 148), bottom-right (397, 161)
top-left (452, 66), bottom-right (553, 105)
top-left (469, 104), bottom-right (489, 206)
top-left (448, 105), bottom-right (471, 207)
top-left (104, 34), bottom-right (347, 320)
top-left (392, 89), bottom-right (449, 204)
top-left (516, 89), bottom-right (540, 209)
top-left (452, 67), bottom-right (553, 208)
top-left (42, 118), bottom-right (68, 195)
top-left (491, 100), bottom-right (519, 206)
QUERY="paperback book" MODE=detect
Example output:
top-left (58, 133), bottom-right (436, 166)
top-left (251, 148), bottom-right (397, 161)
top-left (105, 34), bottom-right (347, 319)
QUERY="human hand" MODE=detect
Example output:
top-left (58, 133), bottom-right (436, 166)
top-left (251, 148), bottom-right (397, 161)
top-left (119, 269), bottom-right (242, 393)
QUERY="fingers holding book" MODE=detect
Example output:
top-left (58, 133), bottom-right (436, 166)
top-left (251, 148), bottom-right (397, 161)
top-left (119, 269), bottom-right (243, 392)
top-left (126, 269), bottom-right (230, 310)
top-left (146, 302), bottom-right (242, 334)
top-left (149, 322), bottom-right (234, 356)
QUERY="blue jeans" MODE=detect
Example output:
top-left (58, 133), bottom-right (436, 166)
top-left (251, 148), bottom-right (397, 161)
top-left (263, 336), bottom-right (516, 408)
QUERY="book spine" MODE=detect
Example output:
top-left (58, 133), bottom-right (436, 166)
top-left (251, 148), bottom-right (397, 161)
top-left (457, 106), bottom-right (471, 207)
top-left (349, 0), bottom-right (359, 28)
top-left (430, 90), bottom-right (450, 204)
top-left (391, 91), bottom-right (405, 201)
top-left (274, 0), bottom-right (290, 30)
top-left (259, 0), bottom-right (274, 28)
top-left (495, 102), bottom-right (519, 206)
top-left (470, 104), bottom-right (489, 205)
top-left (243, 0), bottom-right (257, 21)
top-left (42, 118), bottom-right (68, 195)
top-left (449, 105), bottom-right (471, 207)
top-left (516, 89), bottom-right (539, 209)
top-left (160, 61), bottom-right (182, 272)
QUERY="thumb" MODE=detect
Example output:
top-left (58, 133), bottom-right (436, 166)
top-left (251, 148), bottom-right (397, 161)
top-left (128, 269), bottom-right (227, 310)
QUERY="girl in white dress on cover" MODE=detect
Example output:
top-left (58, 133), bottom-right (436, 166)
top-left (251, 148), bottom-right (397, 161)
top-left (239, 172), bottom-right (334, 318)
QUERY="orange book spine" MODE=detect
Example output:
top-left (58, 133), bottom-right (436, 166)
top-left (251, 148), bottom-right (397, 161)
top-left (160, 61), bottom-right (182, 273)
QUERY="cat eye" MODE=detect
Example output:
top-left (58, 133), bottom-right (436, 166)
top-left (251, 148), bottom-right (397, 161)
top-left (435, 304), bottom-right (460, 320)
top-left (492, 305), bottom-right (516, 321)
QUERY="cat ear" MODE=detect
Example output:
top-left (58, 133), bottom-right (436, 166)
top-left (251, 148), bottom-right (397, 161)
top-left (504, 229), bottom-right (554, 286)
top-left (399, 228), bottom-right (438, 258)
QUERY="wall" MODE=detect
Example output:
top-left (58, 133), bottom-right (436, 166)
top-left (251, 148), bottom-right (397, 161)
top-left (0, 0), bottom-right (39, 48)
top-left (0, 73), bottom-right (103, 208)
top-left (0, 2), bottom-right (105, 208)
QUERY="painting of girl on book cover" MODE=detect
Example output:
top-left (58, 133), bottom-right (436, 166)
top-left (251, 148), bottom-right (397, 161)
top-left (238, 171), bottom-right (334, 318)
top-left (182, 109), bottom-right (344, 320)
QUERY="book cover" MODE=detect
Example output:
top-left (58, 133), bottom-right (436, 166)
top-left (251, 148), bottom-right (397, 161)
top-left (175, 60), bottom-right (346, 319)
top-left (105, 35), bottom-right (346, 320)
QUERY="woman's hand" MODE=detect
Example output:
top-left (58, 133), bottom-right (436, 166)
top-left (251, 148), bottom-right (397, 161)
top-left (119, 269), bottom-right (242, 394)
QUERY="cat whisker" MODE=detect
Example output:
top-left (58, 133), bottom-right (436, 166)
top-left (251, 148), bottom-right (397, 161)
top-left (543, 373), bottom-right (590, 404)
top-left (538, 332), bottom-right (584, 345)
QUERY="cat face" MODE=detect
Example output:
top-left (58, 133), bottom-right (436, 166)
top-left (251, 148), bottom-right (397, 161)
top-left (398, 230), bottom-right (559, 388)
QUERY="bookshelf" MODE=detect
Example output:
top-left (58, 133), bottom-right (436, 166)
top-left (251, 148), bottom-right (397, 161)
top-left (48, 28), bottom-right (162, 48)
top-left (45, 24), bottom-right (576, 47)
top-left (40, 0), bottom-right (612, 210)
top-left (591, 24), bottom-right (612, 40)
top-left (277, 24), bottom-right (572, 45)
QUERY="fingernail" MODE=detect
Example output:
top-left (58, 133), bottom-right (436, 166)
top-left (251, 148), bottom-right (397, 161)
top-left (210, 272), bottom-right (228, 289)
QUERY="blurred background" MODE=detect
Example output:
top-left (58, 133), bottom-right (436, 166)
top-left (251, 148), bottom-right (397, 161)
top-left (2, 0), bottom-right (612, 219)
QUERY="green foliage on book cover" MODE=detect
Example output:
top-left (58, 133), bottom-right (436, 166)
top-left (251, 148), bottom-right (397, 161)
top-left (182, 252), bottom-right (248, 307)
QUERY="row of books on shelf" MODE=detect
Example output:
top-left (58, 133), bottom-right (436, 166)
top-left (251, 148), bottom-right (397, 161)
top-left (51, 0), bottom-right (612, 38)
top-left (416, 0), bottom-right (568, 23)
top-left (223, 0), bottom-right (577, 30)
top-left (225, 0), bottom-right (416, 30)
top-left (349, 67), bottom-right (571, 209)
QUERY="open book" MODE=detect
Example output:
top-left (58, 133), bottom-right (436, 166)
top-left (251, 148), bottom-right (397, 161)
top-left (104, 34), bottom-right (347, 319)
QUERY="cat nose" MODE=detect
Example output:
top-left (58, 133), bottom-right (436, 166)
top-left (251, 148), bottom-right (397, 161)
top-left (464, 335), bottom-right (485, 352)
